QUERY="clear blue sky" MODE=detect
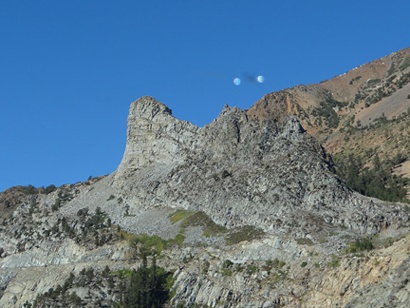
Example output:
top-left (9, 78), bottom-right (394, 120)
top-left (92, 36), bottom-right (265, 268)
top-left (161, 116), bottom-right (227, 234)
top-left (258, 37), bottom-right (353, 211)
top-left (1, 0), bottom-right (409, 191)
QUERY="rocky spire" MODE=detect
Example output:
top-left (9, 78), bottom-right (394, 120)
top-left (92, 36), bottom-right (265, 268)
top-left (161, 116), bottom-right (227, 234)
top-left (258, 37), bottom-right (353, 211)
top-left (114, 96), bottom-right (199, 179)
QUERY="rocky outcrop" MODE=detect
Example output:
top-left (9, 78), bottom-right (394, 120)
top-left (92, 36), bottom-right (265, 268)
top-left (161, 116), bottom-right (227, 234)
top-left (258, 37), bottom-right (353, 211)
top-left (113, 96), bottom-right (409, 237)
top-left (1, 94), bottom-right (410, 307)
top-left (304, 233), bottom-right (410, 308)
top-left (115, 96), bottom-right (199, 177)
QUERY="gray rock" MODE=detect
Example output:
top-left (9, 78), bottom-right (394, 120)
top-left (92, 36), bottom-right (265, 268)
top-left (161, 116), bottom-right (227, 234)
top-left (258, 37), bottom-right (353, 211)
top-left (1, 96), bottom-right (409, 307)
top-left (112, 96), bottom-right (409, 237)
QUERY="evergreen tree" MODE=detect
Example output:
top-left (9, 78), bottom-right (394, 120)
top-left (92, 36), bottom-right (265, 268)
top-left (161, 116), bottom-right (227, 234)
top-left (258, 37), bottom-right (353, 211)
top-left (121, 254), bottom-right (172, 307)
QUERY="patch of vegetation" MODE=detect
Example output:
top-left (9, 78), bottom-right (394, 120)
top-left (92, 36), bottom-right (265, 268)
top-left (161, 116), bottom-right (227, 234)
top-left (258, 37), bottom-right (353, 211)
top-left (170, 209), bottom-right (227, 238)
top-left (334, 153), bottom-right (409, 203)
top-left (51, 207), bottom-right (117, 248)
top-left (57, 189), bottom-right (73, 202)
top-left (353, 68), bottom-right (410, 109)
top-left (328, 254), bottom-right (340, 268)
top-left (376, 234), bottom-right (406, 248)
top-left (182, 211), bottom-right (227, 237)
top-left (349, 76), bottom-right (362, 84)
top-left (396, 71), bottom-right (410, 88)
top-left (220, 268), bottom-right (233, 276)
top-left (388, 62), bottom-right (397, 76)
top-left (117, 256), bottom-right (174, 307)
top-left (9, 184), bottom-right (57, 195)
top-left (202, 260), bottom-right (211, 274)
top-left (84, 206), bottom-right (107, 228)
top-left (367, 78), bottom-right (381, 86)
top-left (295, 238), bottom-right (314, 246)
top-left (245, 264), bottom-right (258, 275)
top-left (37, 185), bottom-right (57, 194)
top-left (268, 269), bottom-right (288, 284)
top-left (263, 258), bottom-right (286, 271)
top-left (51, 199), bottom-right (61, 212)
top-left (170, 210), bottom-right (265, 245)
top-left (221, 259), bottom-right (234, 276)
top-left (225, 225), bottom-right (265, 245)
top-left (171, 233), bottom-right (186, 246)
top-left (364, 87), bottom-right (386, 107)
top-left (31, 257), bottom-right (174, 307)
top-left (319, 237), bottom-right (328, 244)
top-left (312, 100), bottom-right (341, 128)
top-left (400, 56), bottom-right (410, 71)
top-left (169, 209), bottom-right (195, 224)
top-left (18, 185), bottom-right (39, 195)
top-left (343, 237), bottom-right (374, 254)
top-left (223, 259), bottom-right (234, 268)
top-left (300, 261), bottom-right (308, 268)
top-left (380, 236), bottom-right (396, 248)
top-left (129, 234), bottom-right (169, 255)
top-left (120, 231), bottom-right (185, 256)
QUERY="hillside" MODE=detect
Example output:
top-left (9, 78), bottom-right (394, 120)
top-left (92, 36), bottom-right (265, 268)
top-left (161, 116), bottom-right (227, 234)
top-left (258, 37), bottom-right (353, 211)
top-left (1, 49), bottom-right (410, 307)
top-left (250, 47), bottom-right (410, 200)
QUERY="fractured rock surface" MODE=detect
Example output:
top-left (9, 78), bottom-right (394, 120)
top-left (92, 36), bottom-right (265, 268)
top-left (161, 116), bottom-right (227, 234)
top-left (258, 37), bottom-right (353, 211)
top-left (1, 95), bottom-right (409, 307)
top-left (113, 96), bottom-right (408, 236)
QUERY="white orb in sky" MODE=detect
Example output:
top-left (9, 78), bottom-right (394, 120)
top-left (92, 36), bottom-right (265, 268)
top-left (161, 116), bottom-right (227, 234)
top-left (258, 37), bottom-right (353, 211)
top-left (233, 78), bottom-right (241, 86)
top-left (257, 75), bottom-right (264, 83)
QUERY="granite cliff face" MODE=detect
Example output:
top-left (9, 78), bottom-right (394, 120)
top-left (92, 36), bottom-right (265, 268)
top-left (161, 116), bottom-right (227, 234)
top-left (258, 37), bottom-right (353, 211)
top-left (0, 95), bottom-right (409, 307)
top-left (113, 96), bottom-right (406, 236)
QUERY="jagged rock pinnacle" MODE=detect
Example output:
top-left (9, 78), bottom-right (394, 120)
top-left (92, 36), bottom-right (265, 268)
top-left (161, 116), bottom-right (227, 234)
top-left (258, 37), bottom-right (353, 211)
top-left (112, 96), bottom-right (406, 234)
top-left (115, 97), bottom-right (198, 178)
top-left (129, 96), bottom-right (173, 121)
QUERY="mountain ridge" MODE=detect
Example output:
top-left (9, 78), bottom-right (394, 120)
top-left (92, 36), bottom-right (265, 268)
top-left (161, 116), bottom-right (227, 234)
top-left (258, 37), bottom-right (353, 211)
top-left (1, 48), bottom-right (410, 307)
top-left (112, 96), bottom-right (407, 236)
top-left (250, 47), bottom-right (410, 200)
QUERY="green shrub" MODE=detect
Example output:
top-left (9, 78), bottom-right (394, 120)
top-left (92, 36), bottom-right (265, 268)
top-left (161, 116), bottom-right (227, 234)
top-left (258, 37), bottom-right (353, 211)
top-left (246, 264), bottom-right (258, 275)
top-left (328, 255), bottom-right (340, 268)
top-left (202, 260), bottom-right (210, 274)
top-left (264, 258), bottom-right (286, 271)
top-left (344, 237), bottom-right (374, 254)
top-left (221, 268), bottom-right (233, 276)
top-left (19, 185), bottom-right (38, 195)
top-left (223, 259), bottom-right (234, 269)
top-left (39, 185), bottom-right (57, 194)
top-left (51, 199), bottom-right (61, 212)
top-left (106, 195), bottom-right (115, 201)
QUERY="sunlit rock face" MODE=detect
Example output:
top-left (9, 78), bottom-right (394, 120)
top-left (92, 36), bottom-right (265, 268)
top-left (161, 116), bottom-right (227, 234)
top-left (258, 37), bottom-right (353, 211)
top-left (1, 94), bottom-right (409, 307)
top-left (115, 96), bottom-right (199, 174)
top-left (113, 96), bottom-right (406, 235)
